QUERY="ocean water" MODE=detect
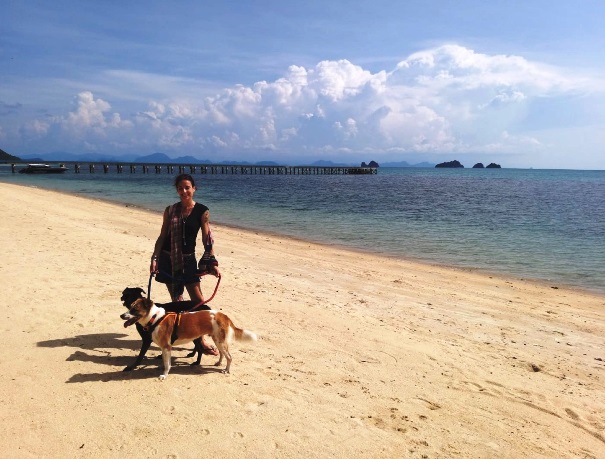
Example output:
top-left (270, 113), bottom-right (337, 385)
top-left (2, 165), bottom-right (604, 294)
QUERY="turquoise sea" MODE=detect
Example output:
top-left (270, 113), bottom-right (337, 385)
top-left (2, 165), bottom-right (604, 294)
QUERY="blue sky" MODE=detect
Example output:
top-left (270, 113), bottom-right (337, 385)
top-left (2, 1), bottom-right (605, 169)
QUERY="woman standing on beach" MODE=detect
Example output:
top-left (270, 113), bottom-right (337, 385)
top-left (150, 173), bottom-right (220, 351)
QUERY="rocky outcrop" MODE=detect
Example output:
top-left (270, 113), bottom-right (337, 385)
top-left (435, 160), bottom-right (464, 168)
top-left (436, 160), bottom-right (502, 169)
top-left (361, 160), bottom-right (380, 167)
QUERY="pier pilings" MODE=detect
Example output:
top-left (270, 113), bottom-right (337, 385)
top-left (65, 163), bottom-right (377, 175)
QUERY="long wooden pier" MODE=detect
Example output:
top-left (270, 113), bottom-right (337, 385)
top-left (13, 162), bottom-right (378, 175)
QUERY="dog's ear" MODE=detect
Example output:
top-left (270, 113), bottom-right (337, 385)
top-left (132, 298), bottom-right (144, 308)
top-left (135, 297), bottom-right (153, 308)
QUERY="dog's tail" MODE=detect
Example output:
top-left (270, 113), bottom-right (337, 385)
top-left (233, 327), bottom-right (258, 342)
top-left (216, 312), bottom-right (258, 343)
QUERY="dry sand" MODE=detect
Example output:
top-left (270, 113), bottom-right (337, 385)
top-left (1, 181), bottom-right (604, 459)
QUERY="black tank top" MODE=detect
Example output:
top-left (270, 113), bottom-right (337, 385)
top-left (161, 202), bottom-right (209, 254)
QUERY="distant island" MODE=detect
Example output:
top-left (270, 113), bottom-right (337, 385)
top-left (474, 162), bottom-right (501, 168)
top-left (4, 147), bottom-right (503, 169)
top-left (437, 160), bottom-right (502, 169)
top-left (5, 149), bottom-right (434, 168)
top-left (435, 160), bottom-right (464, 168)
top-left (360, 161), bottom-right (379, 168)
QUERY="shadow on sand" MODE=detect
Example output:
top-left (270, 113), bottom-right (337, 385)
top-left (37, 333), bottom-right (223, 383)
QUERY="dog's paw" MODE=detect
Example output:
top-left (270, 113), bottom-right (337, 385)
top-left (159, 375), bottom-right (167, 381)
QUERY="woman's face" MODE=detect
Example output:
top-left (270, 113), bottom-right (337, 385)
top-left (176, 180), bottom-right (196, 201)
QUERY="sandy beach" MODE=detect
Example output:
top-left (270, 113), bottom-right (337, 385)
top-left (1, 181), bottom-right (604, 458)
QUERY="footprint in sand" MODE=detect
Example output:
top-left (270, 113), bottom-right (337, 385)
top-left (565, 408), bottom-right (580, 420)
top-left (367, 407), bottom-right (413, 434)
top-left (415, 397), bottom-right (442, 411)
top-left (459, 380), bottom-right (500, 397)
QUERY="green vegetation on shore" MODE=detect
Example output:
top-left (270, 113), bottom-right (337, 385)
top-left (0, 148), bottom-right (21, 162)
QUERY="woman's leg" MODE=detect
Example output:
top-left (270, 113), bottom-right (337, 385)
top-left (166, 284), bottom-right (184, 302)
top-left (185, 282), bottom-right (218, 354)
top-left (185, 282), bottom-right (204, 304)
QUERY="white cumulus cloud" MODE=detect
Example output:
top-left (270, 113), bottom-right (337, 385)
top-left (9, 45), bottom-right (604, 166)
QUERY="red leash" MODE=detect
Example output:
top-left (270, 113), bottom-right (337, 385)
top-left (187, 272), bottom-right (221, 311)
top-left (147, 271), bottom-right (221, 310)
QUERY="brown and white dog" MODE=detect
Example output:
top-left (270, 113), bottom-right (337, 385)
top-left (120, 287), bottom-right (211, 371)
top-left (120, 297), bottom-right (257, 380)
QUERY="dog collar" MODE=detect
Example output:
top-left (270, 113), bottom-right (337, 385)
top-left (143, 313), bottom-right (165, 332)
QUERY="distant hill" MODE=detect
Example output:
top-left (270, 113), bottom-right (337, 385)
top-left (308, 160), bottom-right (352, 167)
top-left (134, 153), bottom-right (213, 164)
top-left (20, 151), bottom-right (138, 163)
top-left (381, 160), bottom-right (434, 168)
top-left (0, 148), bottom-right (21, 162)
top-left (13, 150), bottom-right (438, 168)
top-left (220, 160), bottom-right (253, 166)
top-left (21, 150), bottom-right (279, 165)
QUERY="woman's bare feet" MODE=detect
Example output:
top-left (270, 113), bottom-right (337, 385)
top-left (201, 335), bottom-right (219, 355)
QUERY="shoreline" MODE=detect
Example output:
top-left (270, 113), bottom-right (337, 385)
top-left (6, 181), bottom-right (604, 297)
top-left (1, 182), bottom-right (605, 457)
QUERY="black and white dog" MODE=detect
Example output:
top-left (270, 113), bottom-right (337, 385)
top-left (120, 287), bottom-right (212, 371)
